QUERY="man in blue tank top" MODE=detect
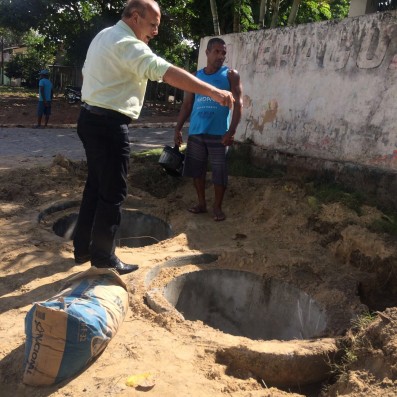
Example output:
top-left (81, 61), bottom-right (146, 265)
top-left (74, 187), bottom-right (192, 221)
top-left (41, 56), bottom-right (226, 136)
top-left (35, 69), bottom-right (53, 128)
top-left (174, 37), bottom-right (243, 221)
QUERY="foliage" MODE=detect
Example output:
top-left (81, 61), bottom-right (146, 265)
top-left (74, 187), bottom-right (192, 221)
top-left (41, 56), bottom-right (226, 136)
top-left (39, 1), bottom-right (125, 65)
top-left (0, 85), bottom-right (36, 97)
top-left (370, 213), bottom-right (397, 236)
top-left (130, 148), bottom-right (184, 198)
top-left (4, 55), bottom-right (24, 79)
top-left (330, 311), bottom-right (376, 378)
top-left (329, 0), bottom-right (351, 20)
top-left (0, 0), bottom-right (124, 66)
top-left (0, 28), bottom-right (24, 48)
top-left (0, 0), bottom-right (351, 73)
top-left (132, 148), bottom-right (163, 162)
top-left (306, 174), bottom-right (397, 237)
top-left (225, 145), bottom-right (284, 178)
top-left (274, 0), bottom-right (346, 27)
top-left (297, 1), bottom-right (332, 23)
top-left (131, 144), bottom-right (282, 180)
top-left (152, 0), bottom-right (198, 68)
top-left (4, 30), bottom-right (55, 87)
top-left (305, 179), bottom-right (365, 215)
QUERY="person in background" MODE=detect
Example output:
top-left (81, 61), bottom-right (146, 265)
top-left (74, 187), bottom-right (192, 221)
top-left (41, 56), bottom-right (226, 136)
top-left (174, 37), bottom-right (243, 222)
top-left (73, 0), bottom-right (234, 275)
top-left (35, 69), bottom-right (53, 128)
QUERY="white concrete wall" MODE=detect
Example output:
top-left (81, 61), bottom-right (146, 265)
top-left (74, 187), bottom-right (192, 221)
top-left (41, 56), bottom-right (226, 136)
top-left (198, 11), bottom-right (397, 171)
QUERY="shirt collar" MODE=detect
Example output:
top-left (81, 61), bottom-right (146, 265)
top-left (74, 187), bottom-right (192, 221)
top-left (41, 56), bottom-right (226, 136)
top-left (117, 20), bottom-right (137, 39)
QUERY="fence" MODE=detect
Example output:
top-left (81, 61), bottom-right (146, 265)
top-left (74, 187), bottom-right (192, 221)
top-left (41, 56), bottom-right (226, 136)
top-left (49, 67), bottom-right (184, 111)
top-left (144, 80), bottom-right (184, 111)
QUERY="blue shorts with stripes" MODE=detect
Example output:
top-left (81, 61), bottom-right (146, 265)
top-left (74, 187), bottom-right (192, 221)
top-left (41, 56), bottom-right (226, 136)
top-left (183, 134), bottom-right (228, 186)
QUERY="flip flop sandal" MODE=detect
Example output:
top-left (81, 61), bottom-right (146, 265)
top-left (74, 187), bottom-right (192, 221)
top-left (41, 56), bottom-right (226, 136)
top-left (188, 205), bottom-right (207, 214)
top-left (213, 209), bottom-right (226, 221)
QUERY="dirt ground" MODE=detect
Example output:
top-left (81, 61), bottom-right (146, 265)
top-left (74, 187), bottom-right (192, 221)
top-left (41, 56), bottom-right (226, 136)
top-left (1, 95), bottom-right (397, 397)
top-left (0, 93), bottom-right (180, 127)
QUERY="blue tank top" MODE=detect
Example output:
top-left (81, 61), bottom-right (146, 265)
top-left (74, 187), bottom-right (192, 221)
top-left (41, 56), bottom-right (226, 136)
top-left (189, 66), bottom-right (231, 136)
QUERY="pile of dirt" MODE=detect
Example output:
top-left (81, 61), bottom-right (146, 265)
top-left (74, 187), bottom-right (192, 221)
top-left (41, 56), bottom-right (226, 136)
top-left (1, 91), bottom-right (397, 397)
top-left (0, 152), bottom-right (396, 396)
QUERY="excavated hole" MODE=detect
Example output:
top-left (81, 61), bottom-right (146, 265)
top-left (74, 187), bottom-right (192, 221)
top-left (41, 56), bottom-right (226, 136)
top-left (146, 264), bottom-right (338, 388)
top-left (163, 269), bottom-right (327, 340)
top-left (51, 208), bottom-right (172, 248)
top-left (352, 250), bottom-right (397, 311)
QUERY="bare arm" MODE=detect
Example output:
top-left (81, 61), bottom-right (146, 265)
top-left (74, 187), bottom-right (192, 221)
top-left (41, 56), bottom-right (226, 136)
top-left (174, 91), bottom-right (194, 147)
top-left (40, 86), bottom-right (48, 106)
top-left (163, 65), bottom-right (234, 109)
top-left (222, 69), bottom-right (243, 146)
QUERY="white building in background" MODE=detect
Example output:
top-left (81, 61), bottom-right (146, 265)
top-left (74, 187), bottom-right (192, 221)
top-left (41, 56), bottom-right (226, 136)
top-left (349, 0), bottom-right (397, 16)
top-left (0, 45), bottom-right (27, 86)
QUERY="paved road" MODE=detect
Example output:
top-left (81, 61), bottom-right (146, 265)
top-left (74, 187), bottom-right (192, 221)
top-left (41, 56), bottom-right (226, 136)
top-left (0, 124), bottom-right (180, 169)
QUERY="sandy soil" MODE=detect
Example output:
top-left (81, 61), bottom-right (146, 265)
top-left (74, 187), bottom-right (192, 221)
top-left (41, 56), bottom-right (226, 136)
top-left (0, 94), bottom-right (180, 127)
top-left (0, 95), bottom-right (397, 397)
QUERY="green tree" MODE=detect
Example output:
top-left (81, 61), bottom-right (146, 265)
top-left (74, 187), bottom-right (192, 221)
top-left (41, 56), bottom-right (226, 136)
top-left (288, 0), bottom-right (302, 25)
top-left (1, 27), bottom-right (24, 84)
top-left (295, 0), bottom-right (332, 23)
top-left (5, 54), bottom-right (24, 80)
top-left (0, 0), bottom-right (351, 74)
top-left (259, 0), bottom-right (267, 27)
top-left (4, 30), bottom-right (55, 87)
top-left (0, 0), bottom-right (124, 66)
top-left (329, 0), bottom-right (350, 20)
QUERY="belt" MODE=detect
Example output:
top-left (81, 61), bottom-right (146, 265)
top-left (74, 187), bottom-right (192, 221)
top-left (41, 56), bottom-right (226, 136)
top-left (82, 103), bottom-right (130, 122)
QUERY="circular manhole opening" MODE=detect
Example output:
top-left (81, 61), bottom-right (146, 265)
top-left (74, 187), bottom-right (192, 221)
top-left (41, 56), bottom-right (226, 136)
top-left (163, 269), bottom-right (327, 341)
top-left (52, 209), bottom-right (172, 248)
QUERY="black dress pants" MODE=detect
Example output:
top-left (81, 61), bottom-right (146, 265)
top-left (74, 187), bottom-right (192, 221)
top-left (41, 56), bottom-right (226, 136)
top-left (73, 107), bottom-right (131, 267)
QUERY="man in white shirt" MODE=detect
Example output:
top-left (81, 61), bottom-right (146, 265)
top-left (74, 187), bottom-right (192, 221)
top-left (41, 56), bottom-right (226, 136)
top-left (73, 0), bottom-right (235, 274)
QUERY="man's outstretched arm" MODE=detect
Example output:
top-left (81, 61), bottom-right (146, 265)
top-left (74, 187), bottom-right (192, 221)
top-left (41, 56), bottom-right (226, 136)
top-left (163, 65), bottom-right (234, 109)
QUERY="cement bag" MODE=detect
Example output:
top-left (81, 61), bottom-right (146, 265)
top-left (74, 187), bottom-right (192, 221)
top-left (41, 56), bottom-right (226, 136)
top-left (23, 267), bottom-right (129, 386)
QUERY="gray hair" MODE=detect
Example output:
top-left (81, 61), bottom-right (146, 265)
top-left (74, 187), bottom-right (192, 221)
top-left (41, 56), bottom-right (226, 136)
top-left (122, 0), bottom-right (158, 18)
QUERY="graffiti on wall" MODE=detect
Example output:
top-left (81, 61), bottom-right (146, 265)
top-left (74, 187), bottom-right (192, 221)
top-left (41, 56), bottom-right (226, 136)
top-left (198, 12), bottom-right (397, 169)
top-left (223, 15), bottom-right (397, 73)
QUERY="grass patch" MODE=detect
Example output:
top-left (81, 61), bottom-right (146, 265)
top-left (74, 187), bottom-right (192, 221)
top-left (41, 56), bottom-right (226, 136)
top-left (0, 86), bottom-right (37, 98)
top-left (350, 311), bottom-right (376, 331)
top-left (130, 148), bottom-right (184, 198)
top-left (129, 145), bottom-right (283, 197)
top-left (306, 180), bottom-right (365, 215)
top-left (132, 146), bottom-right (283, 179)
top-left (329, 311), bottom-right (376, 380)
top-left (227, 145), bottom-right (284, 178)
top-left (306, 175), bottom-right (397, 237)
top-left (370, 213), bottom-right (397, 236)
top-left (131, 148), bottom-right (163, 162)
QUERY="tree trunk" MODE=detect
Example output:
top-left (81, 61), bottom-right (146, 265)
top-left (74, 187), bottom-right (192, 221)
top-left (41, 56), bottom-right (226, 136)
top-left (209, 0), bottom-right (221, 35)
top-left (1, 36), bottom-right (4, 85)
top-left (233, 0), bottom-right (241, 33)
top-left (287, 0), bottom-right (302, 25)
top-left (259, 0), bottom-right (267, 28)
top-left (270, 0), bottom-right (280, 28)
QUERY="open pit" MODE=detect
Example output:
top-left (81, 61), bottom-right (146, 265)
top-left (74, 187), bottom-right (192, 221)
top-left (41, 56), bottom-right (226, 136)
top-left (9, 169), bottom-right (392, 397)
top-left (36, 200), bottom-right (378, 390)
top-left (42, 202), bottom-right (173, 248)
top-left (162, 269), bottom-right (327, 341)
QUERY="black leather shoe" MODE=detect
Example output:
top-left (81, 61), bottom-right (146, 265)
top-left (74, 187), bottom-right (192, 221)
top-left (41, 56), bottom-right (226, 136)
top-left (95, 257), bottom-right (139, 275)
top-left (75, 253), bottom-right (91, 264)
top-left (112, 258), bottom-right (139, 275)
